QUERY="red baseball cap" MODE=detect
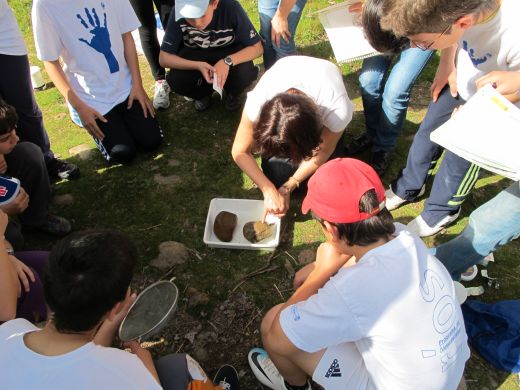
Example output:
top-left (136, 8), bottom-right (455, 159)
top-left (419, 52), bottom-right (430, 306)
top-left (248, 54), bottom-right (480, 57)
top-left (301, 158), bottom-right (386, 223)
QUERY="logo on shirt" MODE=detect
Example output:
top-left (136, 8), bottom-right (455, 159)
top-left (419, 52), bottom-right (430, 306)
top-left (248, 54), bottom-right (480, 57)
top-left (181, 25), bottom-right (235, 48)
top-left (291, 306), bottom-right (300, 321)
top-left (250, 29), bottom-right (257, 39)
top-left (76, 5), bottom-right (120, 73)
top-left (325, 359), bottom-right (342, 378)
top-left (0, 187), bottom-right (7, 197)
top-left (462, 40), bottom-right (492, 67)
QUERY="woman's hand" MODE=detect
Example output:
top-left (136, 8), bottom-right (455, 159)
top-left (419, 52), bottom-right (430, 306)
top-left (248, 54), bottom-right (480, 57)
top-left (128, 84), bottom-right (155, 119)
top-left (262, 186), bottom-right (289, 219)
top-left (9, 256), bottom-right (35, 296)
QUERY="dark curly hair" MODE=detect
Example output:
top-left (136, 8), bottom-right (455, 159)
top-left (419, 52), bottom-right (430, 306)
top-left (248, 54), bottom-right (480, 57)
top-left (253, 92), bottom-right (322, 164)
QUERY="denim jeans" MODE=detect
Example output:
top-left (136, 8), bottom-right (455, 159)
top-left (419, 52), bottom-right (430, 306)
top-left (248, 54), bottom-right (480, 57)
top-left (433, 181), bottom-right (520, 280)
top-left (359, 48), bottom-right (432, 152)
top-left (258, 0), bottom-right (307, 69)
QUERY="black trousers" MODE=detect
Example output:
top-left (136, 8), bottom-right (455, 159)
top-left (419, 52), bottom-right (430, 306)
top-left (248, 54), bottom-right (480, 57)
top-left (0, 54), bottom-right (54, 164)
top-left (166, 45), bottom-right (258, 100)
top-left (5, 142), bottom-right (51, 228)
top-left (94, 97), bottom-right (163, 163)
top-left (129, 0), bottom-right (175, 81)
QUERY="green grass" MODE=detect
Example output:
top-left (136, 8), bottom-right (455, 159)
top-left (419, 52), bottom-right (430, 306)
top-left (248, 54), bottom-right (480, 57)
top-left (9, 0), bottom-right (520, 388)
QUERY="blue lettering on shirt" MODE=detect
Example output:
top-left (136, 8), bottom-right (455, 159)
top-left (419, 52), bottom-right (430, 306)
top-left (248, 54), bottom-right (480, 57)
top-left (462, 40), bottom-right (492, 67)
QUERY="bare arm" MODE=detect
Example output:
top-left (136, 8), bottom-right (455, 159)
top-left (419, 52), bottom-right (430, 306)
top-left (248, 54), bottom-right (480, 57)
top-left (44, 60), bottom-right (107, 139)
top-left (122, 32), bottom-right (154, 117)
top-left (0, 213), bottom-right (19, 321)
top-left (271, 0), bottom-right (298, 47)
top-left (431, 44), bottom-right (458, 102)
top-left (232, 111), bottom-right (286, 215)
top-left (213, 41), bottom-right (263, 89)
top-left (124, 341), bottom-right (161, 384)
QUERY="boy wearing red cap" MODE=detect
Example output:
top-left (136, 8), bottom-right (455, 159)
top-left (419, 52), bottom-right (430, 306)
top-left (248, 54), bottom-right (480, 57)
top-left (248, 158), bottom-right (470, 390)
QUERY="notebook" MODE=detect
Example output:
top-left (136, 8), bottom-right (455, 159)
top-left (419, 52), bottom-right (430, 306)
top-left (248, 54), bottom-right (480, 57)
top-left (317, 1), bottom-right (379, 63)
top-left (430, 85), bottom-right (520, 181)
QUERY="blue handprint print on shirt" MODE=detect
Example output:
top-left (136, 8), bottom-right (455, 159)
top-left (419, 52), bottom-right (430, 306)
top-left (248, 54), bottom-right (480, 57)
top-left (77, 6), bottom-right (119, 73)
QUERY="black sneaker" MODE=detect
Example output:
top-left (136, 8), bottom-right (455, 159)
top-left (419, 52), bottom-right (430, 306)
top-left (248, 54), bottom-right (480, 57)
top-left (38, 214), bottom-right (72, 236)
top-left (224, 92), bottom-right (242, 111)
top-left (213, 364), bottom-right (240, 390)
top-left (370, 150), bottom-right (391, 177)
top-left (194, 95), bottom-right (212, 112)
top-left (47, 158), bottom-right (80, 181)
top-left (345, 132), bottom-right (373, 155)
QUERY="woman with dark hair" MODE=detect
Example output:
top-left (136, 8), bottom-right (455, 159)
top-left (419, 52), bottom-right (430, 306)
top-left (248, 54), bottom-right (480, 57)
top-left (232, 56), bottom-right (354, 218)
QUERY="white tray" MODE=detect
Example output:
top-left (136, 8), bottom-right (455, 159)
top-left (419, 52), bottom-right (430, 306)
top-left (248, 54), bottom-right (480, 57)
top-left (203, 198), bottom-right (281, 251)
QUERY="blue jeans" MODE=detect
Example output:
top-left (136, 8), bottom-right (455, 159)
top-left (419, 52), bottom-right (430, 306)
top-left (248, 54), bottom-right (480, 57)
top-left (258, 0), bottom-right (307, 69)
top-left (433, 181), bottom-right (520, 280)
top-left (359, 48), bottom-right (432, 152)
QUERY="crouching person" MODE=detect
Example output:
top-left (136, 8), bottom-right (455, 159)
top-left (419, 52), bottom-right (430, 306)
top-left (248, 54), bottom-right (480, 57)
top-left (0, 230), bottom-right (240, 390)
top-left (249, 158), bottom-right (470, 390)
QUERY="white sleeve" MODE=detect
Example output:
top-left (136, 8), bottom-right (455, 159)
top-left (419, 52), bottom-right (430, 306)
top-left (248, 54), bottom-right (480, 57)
top-left (118, 0), bottom-right (140, 34)
top-left (279, 281), bottom-right (364, 353)
top-left (322, 95), bottom-right (354, 133)
top-left (32, 0), bottom-right (62, 61)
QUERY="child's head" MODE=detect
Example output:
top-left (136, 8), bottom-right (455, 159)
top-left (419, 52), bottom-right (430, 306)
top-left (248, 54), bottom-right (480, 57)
top-left (44, 230), bottom-right (136, 333)
top-left (0, 99), bottom-right (20, 154)
top-left (361, 0), bottom-right (408, 54)
top-left (253, 91), bottom-right (322, 164)
top-left (302, 158), bottom-right (395, 248)
top-left (380, 0), bottom-right (498, 50)
top-left (175, 0), bottom-right (218, 30)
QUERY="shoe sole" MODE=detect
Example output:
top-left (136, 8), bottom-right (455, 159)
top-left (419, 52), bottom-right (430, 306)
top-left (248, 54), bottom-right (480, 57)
top-left (213, 364), bottom-right (240, 389)
top-left (248, 348), bottom-right (280, 390)
top-left (386, 185), bottom-right (426, 211)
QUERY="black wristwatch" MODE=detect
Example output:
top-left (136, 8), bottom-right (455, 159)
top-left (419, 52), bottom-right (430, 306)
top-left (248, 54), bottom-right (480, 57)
top-left (224, 56), bottom-right (234, 67)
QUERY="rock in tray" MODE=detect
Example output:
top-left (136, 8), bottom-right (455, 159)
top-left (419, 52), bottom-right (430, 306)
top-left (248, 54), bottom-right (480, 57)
top-left (213, 211), bottom-right (237, 242)
top-left (243, 221), bottom-right (276, 243)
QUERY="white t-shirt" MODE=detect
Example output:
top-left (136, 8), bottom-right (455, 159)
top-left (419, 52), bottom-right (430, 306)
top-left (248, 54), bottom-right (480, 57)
top-left (280, 224), bottom-right (470, 390)
top-left (32, 0), bottom-right (140, 115)
top-left (244, 56), bottom-right (354, 133)
top-left (0, 0), bottom-right (27, 56)
top-left (456, 0), bottom-right (520, 105)
top-left (0, 319), bottom-right (162, 389)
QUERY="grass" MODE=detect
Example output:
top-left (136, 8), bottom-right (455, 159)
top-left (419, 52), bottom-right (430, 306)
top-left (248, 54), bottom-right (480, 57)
top-left (9, 0), bottom-right (520, 388)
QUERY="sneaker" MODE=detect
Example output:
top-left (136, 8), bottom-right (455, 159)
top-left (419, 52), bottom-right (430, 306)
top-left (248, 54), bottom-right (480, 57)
top-left (345, 132), bottom-right (373, 155)
top-left (385, 185), bottom-right (425, 211)
top-left (153, 80), bottom-right (170, 110)
top-left (460, 265), bottom-right (478, 282)
top-left (224, 92), bottom-right (242, 111)
top-left (47, 158), bottom-right (80, 181)
top-left (194, 95), bottom-right (212, 112)
top-left (213, 364), bottom-right (240, 390)
top-left (37, 214), bottom-right (72, 236)
top-left (407, 209), bottom-right (460, 237)
top-left (370, 150), bottom-right (391, 177)
top-left (248, 348), bottom-right (286, 390)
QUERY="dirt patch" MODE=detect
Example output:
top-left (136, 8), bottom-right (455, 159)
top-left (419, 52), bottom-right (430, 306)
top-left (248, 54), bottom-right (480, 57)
top-left (154, 174), bottom-right (182, 186)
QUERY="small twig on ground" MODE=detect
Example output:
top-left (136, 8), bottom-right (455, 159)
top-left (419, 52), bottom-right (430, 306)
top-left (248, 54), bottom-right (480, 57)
top-left (156, 266), bottom-right (177, 282)
top-left (138, 223), bottom-right (163, 231)
top-left (273, 283), bottom-right (285, 300)
top-left (231, 265), bottom-right (280, 293)
top-left (207, 320), bottom-right (219, 333)
top-left (187, 247), bottom-right (203, 260)
top-left (244, 309), bottom-right (263, 332)
top-left (175, 340), bottom-right (185, 353)
top-left (284, 251), bottom-right (298, 266)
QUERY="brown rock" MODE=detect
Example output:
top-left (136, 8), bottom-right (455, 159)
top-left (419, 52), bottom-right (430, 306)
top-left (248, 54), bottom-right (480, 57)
top-left (213, 211), bottom-right (237, 242)
top-left (53, 194), bottom-right (74, 206)
top-left (153, 174), bottom-right (181, 186)
top-left (186, 287), bottom-right (209, 307)
top-left (149, 241), bottom-right (189, 270)
top-left (298, 249), bottom-right (315, 265)
top-left (69, 144), bottom-right (93, 160)
top-left (243, 221), bottom-right (275, 243)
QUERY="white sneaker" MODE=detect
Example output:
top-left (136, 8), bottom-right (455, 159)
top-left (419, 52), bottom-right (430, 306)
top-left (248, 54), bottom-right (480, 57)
top-left (248, 348), bottom-right (286, 390)
top-left (153, 80), bottom-right (170, 110)
top-left (385, 185), bottom-right (426, 211)
top-left (407, 209), bottom-right (460, 237)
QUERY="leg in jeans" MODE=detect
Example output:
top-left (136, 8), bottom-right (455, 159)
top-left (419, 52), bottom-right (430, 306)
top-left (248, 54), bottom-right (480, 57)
top-left (14, 251), bottom-right (49, 322)
top-left (258, 0), bottom-right (308, 70)
top-left (392, 86), bottom-right (464, 201)
top-left (373, 48), bottom-right (432, 152)
top-left (359, 54), bottom-right (392, 143)
top-left (129, 0), bottom-right (173, 81)
top-left (5, 142), bottom-right (51, 228)
top-left (0, 54), bottom-right (54, 163)
top-left (433, 181), bottom-right (520, 280)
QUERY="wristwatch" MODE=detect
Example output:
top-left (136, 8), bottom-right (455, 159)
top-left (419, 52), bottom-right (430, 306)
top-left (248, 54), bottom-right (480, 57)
top-left (224, 56), bottom-right (234, 67)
